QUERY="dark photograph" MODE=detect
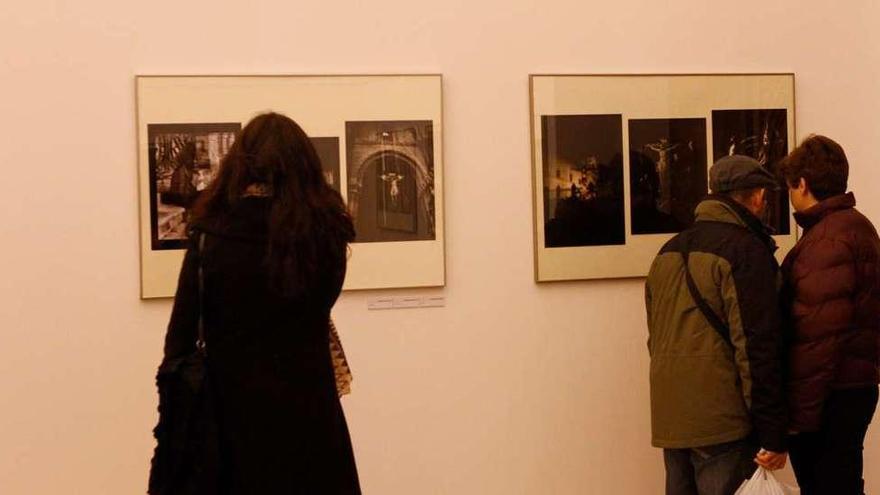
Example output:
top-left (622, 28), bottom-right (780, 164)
top-left (629, 118), bottom-right (707, 235)
top-left (541, 114), bottom-right (625, 247)
top-left (346, 120), bottom-right (436, 243)
top-left (712, 109), bottom-right (789, 234)
top-left (148, 123), bottom-right (240, 250)
top-left (311, 137), bottom-right (341, 193)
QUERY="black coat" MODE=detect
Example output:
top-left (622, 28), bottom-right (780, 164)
top-left (162, 197), bottom-right (361, 494)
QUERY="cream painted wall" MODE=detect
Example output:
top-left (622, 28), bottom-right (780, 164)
top-left (1, 1), bottom-right (878, 493)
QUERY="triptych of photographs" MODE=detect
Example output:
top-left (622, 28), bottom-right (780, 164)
top-left (530, 74), bottom-right (797, 282)
top-left (136, 75), bottom-right (444, 298)
top-left (540, 108), bottom-right (789, 248)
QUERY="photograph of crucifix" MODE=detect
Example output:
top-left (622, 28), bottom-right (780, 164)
top-left (629, 118), bottom-right (708, 235)
top-left (345, 120), bottom-right (436, 243)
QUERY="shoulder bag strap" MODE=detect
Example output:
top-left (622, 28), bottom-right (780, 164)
top-left (681, 250), bottom-right (734, 348)
top-left (196, 232), bottom-right (207, 353)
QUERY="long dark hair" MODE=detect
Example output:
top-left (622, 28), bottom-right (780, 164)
top-left (191, 112), bottom-right (354, 296)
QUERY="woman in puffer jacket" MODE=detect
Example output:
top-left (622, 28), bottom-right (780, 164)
top-left (779, 134), bottom-right (880, 495)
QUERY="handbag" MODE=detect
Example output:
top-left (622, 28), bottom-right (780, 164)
top-left (148, 233), bottom-right (220, 495)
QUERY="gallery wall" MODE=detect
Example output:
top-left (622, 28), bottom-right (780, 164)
top-left (1, 1), bottom-right (878, 493)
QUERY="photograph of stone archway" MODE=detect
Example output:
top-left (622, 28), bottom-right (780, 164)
top-left (345, 120), bottom-right (436, 243)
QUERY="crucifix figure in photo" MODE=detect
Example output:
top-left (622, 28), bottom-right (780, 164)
top-left (380, 171), bottom-right (405, 208)
top-left (645, 138), bottom-right (680, 214)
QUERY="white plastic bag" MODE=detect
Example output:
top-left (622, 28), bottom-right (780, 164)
top-left (734, 467), bottom-right (800, 495)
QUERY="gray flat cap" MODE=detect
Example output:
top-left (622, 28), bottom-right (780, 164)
top-left (709, 154), bottom-right (781, 193)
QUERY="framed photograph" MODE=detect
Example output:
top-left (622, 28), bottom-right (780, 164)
top-left (311, 136), bottom-right (342, 193)
top-left (147, 123), bottom-right (240, 250)
top-left (345, 120), bottom-right (436, 242)
top-left (137, 75), bottom-right (444, 298)
top-left (629, 118), bottom-right (707, 235)
top-left (530, 73), bottom-right (796, 282)
top-left (711, 108), bottom-right (790, 234)
top-left (541, 114), bottom-right (625, 247)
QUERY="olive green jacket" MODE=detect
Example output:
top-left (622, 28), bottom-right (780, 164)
top-left (645, 196), bottom-right (787, 452)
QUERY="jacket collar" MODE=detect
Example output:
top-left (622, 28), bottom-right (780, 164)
top-left (794, 192), bottom-right (856, 229)
top-left (694, 195), bottom-right (777, 250)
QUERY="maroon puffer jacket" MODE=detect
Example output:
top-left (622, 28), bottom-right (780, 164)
top-left (782, 193), bottom-right (880, 432)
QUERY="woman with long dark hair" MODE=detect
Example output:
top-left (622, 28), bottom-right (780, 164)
top-left (153, 112), bottom-right (360, 494)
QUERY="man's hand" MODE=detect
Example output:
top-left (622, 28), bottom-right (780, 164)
top-left (755, 449), bottom-right (787, 471)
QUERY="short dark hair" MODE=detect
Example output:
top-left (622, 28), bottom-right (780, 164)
top-left (778, 134), bottom-right (848, 200)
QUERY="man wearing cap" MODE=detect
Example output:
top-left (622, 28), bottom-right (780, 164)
top-left (645, 155), bottom-right (789, 494)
